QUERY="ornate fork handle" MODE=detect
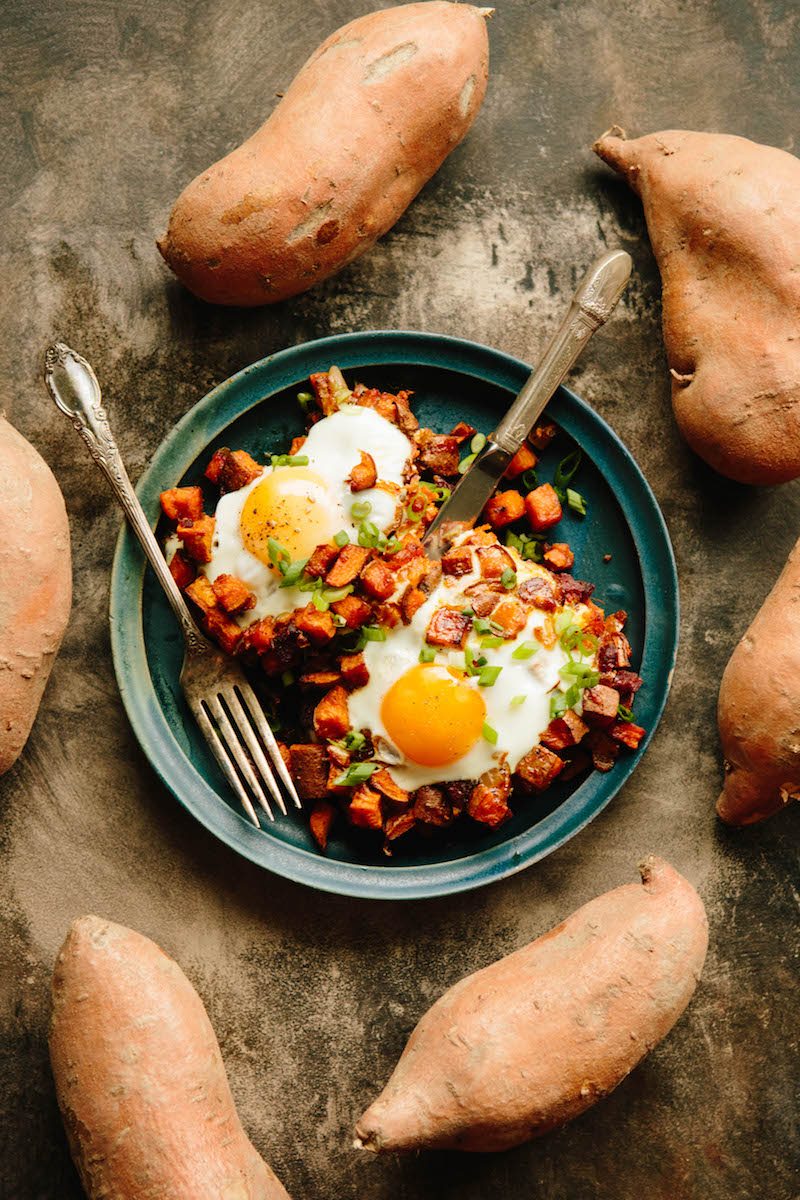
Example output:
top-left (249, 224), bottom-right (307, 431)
top-left (44, 342), bottom-right (208, 655)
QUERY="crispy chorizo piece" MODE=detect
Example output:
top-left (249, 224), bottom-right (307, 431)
top-left (294, 603), bottom-right (336, 646)
top-left (540, 710), bottom-right (589, 751)
top-left (211, 573), bottom-right (256, 614)
top-left (299, 669), bottom-right (342, 688)
top-left (491, 597), bottom-right (527, 638)
top-left (310, 366), bottom-right (350, 415)
top-left (441, 544), bottom-right (474, 577)
top-left (263, 616), bottom-right (306, 671)
top-left (313, 685), bottom-right (350, 740)
top-left (169, 549), bottom-right (196, 590)
top-left (542, 543), bottom-right (574, 573)
top-left (384, 810), bottom-right (417, 843)
top-left (372, 768), bottom-right (410, 808)
top-left (416, 432), bottom-right (460, 476)
top-left (361, 558), bottom-right (396, 601)
top-left (611, 721), bottom-right (646, 750)
top-left (159, 485), bottom-right (204, 522)
top-left (425, 606), bottom-right (472, 648)
top-left (558, 575), bottom-right (596, 604)
top-left (442, 780), bottom-right (474, 814)
top-left (559, 748), bottom-right (593, 782)
top-left (305, 542), bottom-right (339, 579)
top-left (309, 800), bottom-right (337, 850)
top-left (485, 490), bottom-right (525, 529)
top-left (600, 669), bottom-right (643, 707)
top-left (585, 728), bottom-right (619, 772)
top-left (582, 601), bottom-right (607, 636)
top-left (241, 615), bottom-right (275, 655)
top-left (528, 420), bottom-right (558, 451)
top-left (331, 593), bottom-right (372, 629)
top-left (463, 580), bottom-right (505, 617)
top-left (412, 785), bottom-right (453, 827)
top-left (347, 450), bottom-right (378, 492)
top-left (477, 544), bottom-right (515, 579)
top-left (349, 784), bottom-right (384, 830)
top-left (203, 608), bottom-right (242, 655)
top-left (204, 447), bottom-right (263, 492)
top-left (401, 587), bottom-right (426, 624)
top-left (289, 744), bottom-right (330, 800)
top-left (525, 483), bottom-right (562, 532)
top-left (605, 609), bottom-right (628, 633)
top-left (340, 652), bottom-right (369, 689)
top-left (599, 631), bottom-right (632, 671)
top-left (325, 543), bottom-right (371, 587)
top-left (517, 575), bottom-right (560, 612)
top-left (467, 763), bottom-right (512, 827)
top-left (185, 574), bottom-right (217, 614)
top-left (449, 420), bottom-right (477, 443)
top-left (177, 514), bottom-right (215, 563)
top-left (516, 744), bottom-right (566, 792)
top-left (504, 443), bottom-right (537, 479)
top-left (582, 684), bottom-right (620, 728)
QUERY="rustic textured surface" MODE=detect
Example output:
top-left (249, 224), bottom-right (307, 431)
top-left (1, 1), bottom-right (798, 1197)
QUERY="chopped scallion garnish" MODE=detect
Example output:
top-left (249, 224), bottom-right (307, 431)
top-left (482, 721), bottom-right (499, 745)
top-left (351, 500), bottom-right (372, 521)
top-left (553, 448), bottom-right (583, 491)
top-left (500, 567), bottom-right (517, 590)
top-left (479, 665), bottom-right (502, 687)
top-left (419, 645), bottom-right (436, 663)
top-left (510, 694), bottom-right (526, 708)
top-left (566, 488), bottom-right (587, 516)
top-left (480, 635), bottom-right (504, 649)
top-left (362, 626), bottom-right (387, 642)
top-left (335, 762), bottom-right (378, 786)
top-left (511, 640), bottom-right (538, 660)
top-left (334, 529), bottom-right (350, 547)
top-left (470, 432), bottom-right (487, 454)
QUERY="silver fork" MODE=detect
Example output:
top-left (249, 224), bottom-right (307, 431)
top-left (44, 342), bottom-right (301, 827)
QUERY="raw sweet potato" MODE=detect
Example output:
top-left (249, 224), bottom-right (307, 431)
top-left (354, 857), bottom-right (707, 1153)
top-left (49, 916), bottom-right (291, 1199)
top-left (0, 418), bottom-right (72, 775)
top-left (594, 127), bottom-right (800, 484)
top-left (717, 536), bottom-right (800, 825)
top-left (158, 2), bottom-right (490, 306)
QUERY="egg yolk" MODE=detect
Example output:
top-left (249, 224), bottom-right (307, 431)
top-left (239, 468), bottom-right (334, 568)
top-left (381, 664), bottom-right (486, 767)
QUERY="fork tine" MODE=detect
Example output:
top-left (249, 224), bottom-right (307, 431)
top-left (236, 680), bottom-right (302, 809)
top-left (224, 687), bottom-right (287, 816)
top-left (192, 699), bottom-right (261, 827)
top-left (208, 695), bottom-right (275, 821)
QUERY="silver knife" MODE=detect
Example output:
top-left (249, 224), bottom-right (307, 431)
top-left (423, 249), bottom-right (632, 559)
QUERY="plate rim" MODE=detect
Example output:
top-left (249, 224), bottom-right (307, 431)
top-left (109, 329), bottom-right (679, 900)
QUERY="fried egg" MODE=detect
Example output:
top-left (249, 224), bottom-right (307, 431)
top-left (202, 405), bottom-right (412, 621)
top-left (347, 544), bottom-right (597, 790)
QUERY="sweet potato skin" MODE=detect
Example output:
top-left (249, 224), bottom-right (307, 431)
top-left (594, 127), bottom-right (800, 485)
top-left (717, 537), bottom-right (800, 825)
top-left (354, 857), bottom-right (707, 1153)
top-left (158, 2), bottom-right (490, 306)
top-left (49, 915), bottom-right (291, 1199)
top-left (0, 418), bottom-right (72, 775)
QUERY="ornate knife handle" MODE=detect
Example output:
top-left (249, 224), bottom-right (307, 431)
top-left (44, 342), bottom-right (208, 654)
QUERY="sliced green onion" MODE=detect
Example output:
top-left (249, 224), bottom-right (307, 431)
top-left (297, 573), bottom-right (322, 593)
top-left (270, 453), bottom-right (309, 467)
top-left (458, 452), bottom-right (476, 475)
top-left (521, 467), bottom-right (539, 491)
top-left (522, 539), bottom-right (543, 562)
top-left (331, 613), bottom-right (346, 627)
top-left (480, 635), bottom-right (505, 649)
top-left (267, 537), bottom-right (289, 565)
top-left (322, 585), bottom-right (353, 603)
top-left (554, 449), bottom-right (583, 491)
top-left (419, 645), bottom-right (436, 663)
top-left (567, 488), bottom-right (587, 516)
top-left (357, 521), bottom-right (381, 548)
top-left (432, 485), bottom-right (451, 501)
top-left (351, 500), bottom-right (372, 521)
top-left (618, 704), bottom-right (634, 723)
top-left (478, 665), bottom-right (502, 687)
top-left (560, 662), bottom-right (599, 688)
top-left (297, 391), bottom-right (314, 411)
top-left (510, 694), bottom-right (527, 708)
top-left (505, 530), bottom-right (524, 553)
top-left (405, 502), bottom-right (424, 523)
top-left (470, 432), bottom-right (487, 454)
top-left (482, 721), bottom-right (499, 745)
top-left (279, 558), bottom-right (308, 588)
top-left (550, 691), bottom-right (568, 718)
top-left (555, 609), bottom-right (576, 635)
top-left (500, 567), bottom-right (517, 590)
top-left (384, 537), bottom-right (402, 554)
top-left (461, 606), bottom-right (475, 617)
top-left (344, 730), bottom-right (366, 752)
top-left (281, 670), bottom-right (295, 688)
top-left (312, 592), bottom-right (330, 612)
top-left (512, 640), bottom-right (538, 660)
top-left (335, 762), bottom-right (378, 787)
top-left (362, 626), bottom-right (387, 642)
top-left (474, 616), bottom-right (502, 635)
top-left (334, 529), bottom-right (350, 547)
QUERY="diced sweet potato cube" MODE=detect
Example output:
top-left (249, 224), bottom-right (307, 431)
top-left (331, 594), bottom-right (372, 629)
top-left (203, 608), bottom-right (242, 655)
top-left (416, 432), bottom-right (460, 476)
top-left (528, 421), bottom-right (558, 451)
top-left (464, 581), bottom-right (505, 617)
top-left (598, 631), bottom-right (632, 671)
top-left (325, 543), bottom-right (371, 587)
top-left (543, 542), bottom-right (574, 572)
top-left (299, 670), bottom-right (342, 688)
top-left (212, 573), bottom-right (256, 614)
top-left (204, 447), bottom-right (262, 492)
top-left (289, 744), bottom-right (330, 800)
top-left (384, 810), bottom-right (416, 842)
top-left (540, 709), bottom-right (589, 751)
top-left (185, 574), bottom-right (217, 614)
top-left (464, 527), bottom-right (496, 547)
top-left (310, 366), bottom-right (350, 415)
top-left (360, 559), bottom-right (395, 601)
top-left (441, 544), bottom-right (474, 577)
top-left (504, 444), bottom-right (537, 479)
top-left (412, 785), bottom-right (453, 827)
top-left (401, 587), bottom-right (426, 623)
top-left (348, 784), bottom-right (384, 830)
top-left (305, 542), bottom-right (339, 579)
top-left (485, 490), bottom-right (525, 529)
top-left (425, 606), bottom-right (472, 648)
top-left (583, 601), bottom-right (607, 636)
top-left (558, 574), bottom-right (596, 604)
top-left (242, 615), bottom-right (274, 655)
top-left (491, 597), bottom-right (527, 638)
top-left (610, 721), bottom-right (646, 750)
top-left (168, 549), bottom-right (196, 590)
top-left (294, 603), bottom-right (336, 646)
top-left (371, 768), bottom-right (410, 808)
top-left (385, 537), bottom-right (424, 573)
top-left (467, 764), bottom-right (512, 828)
top-left (581, 684), bottom-right (620, 728)
top-left (516, 744), bottom-right (565, 792)
top-left (477, 544), bottom-right (515, 579)
top-left (517, 575), bottom-right (559, 612)
top-left (160, 485), bottom-right (203, 522)
top-left (289, 435), bottom-right (307, 456)
top-left (605, 609), bottom-right (628, 633)
top-left (348, 450), bottom-right (377, 492)
top-left (313, 685), bottom-right (350, 740)
top-left (585, 728), bottom-right (619, 772)
top-left (309, 800), bottom-right (336, 851)
top-left (177, 514), bottom-right (215, 563)
top-left (525, 483), bottom-right (562, 532)
top-left (374, 602), bottom-right (402, 628)
top-left (340, 652), bottom-right (369, 689)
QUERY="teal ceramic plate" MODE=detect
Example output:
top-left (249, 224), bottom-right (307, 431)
top-left (110, 331), bottom-right (678, 900)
